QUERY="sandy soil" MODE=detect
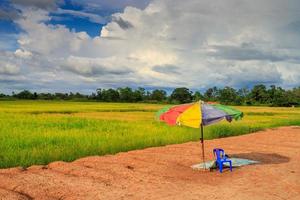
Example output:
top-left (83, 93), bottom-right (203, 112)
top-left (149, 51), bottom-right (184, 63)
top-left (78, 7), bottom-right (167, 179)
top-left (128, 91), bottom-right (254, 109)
top-left (0, 126), bottom-right (299, 200)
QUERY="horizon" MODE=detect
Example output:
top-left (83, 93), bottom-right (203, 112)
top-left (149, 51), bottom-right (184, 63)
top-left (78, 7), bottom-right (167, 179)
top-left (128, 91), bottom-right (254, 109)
top-left (2, 84), bottom-right (298, 96)
top-left (1, 0), bottom-right (300, 93)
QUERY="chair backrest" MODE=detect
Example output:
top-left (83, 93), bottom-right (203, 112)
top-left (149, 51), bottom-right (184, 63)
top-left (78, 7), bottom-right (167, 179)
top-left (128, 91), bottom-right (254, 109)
top-left (213, 148), bottom-right (225, 160)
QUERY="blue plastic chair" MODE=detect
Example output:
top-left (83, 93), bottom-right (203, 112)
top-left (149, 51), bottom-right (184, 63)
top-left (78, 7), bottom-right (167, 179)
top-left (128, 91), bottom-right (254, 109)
top-left (213, 148), bottom-right (232, 173)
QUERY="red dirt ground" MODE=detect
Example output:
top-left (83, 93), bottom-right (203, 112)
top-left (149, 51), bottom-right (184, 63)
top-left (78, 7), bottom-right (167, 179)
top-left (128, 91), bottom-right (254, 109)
top-left (0, 126), bottom-right (299, 200)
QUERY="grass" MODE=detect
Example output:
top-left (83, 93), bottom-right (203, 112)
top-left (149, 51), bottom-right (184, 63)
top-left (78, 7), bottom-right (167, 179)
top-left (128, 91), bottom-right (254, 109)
top-left (0, 100), bottom-right (300, 168)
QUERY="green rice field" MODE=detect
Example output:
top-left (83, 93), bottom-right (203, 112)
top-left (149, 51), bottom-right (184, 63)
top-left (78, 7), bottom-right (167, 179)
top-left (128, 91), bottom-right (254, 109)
top-left (0, 100), bottom-right (300, 168)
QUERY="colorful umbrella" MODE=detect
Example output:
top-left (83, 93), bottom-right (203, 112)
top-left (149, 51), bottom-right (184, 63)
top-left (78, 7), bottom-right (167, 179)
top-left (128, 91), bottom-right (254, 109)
top-left (157, 101), bottom-right (243, 168)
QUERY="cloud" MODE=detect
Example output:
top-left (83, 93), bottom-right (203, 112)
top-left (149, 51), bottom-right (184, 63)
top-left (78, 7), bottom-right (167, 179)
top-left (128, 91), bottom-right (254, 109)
top-left (71, 0), bottom-right (150, 12)
top-left (0, 51), bottom-right (20, 75)
top-left (11, 0), bottom-right (61, 10)
top-left (15, 8), bottom-right (89, 56)
top-left (111, 15), bottom-right (133, 30)
top-left (0, 0), bottom-right (61, 21)
top-left (0, 61), bottom-right (19, 75)
top-left (207, 43), bottom-right (290, 62)
top-left (14, 49), bottom-right (32, 58)
top-left (55, 8), bottom-right (107, 24)
top-left (62, 56), bottom-right (134, 76)
top-left (0, 7), bottom-right (19, 20)
top-left (219, 61), bottom-right (283, 86)
top-left (1, 0), bottom-right (300, 93)
top-left (0, 33), bottom-right (19, 51)
top-left (152, 65), bottom-right (180, 74)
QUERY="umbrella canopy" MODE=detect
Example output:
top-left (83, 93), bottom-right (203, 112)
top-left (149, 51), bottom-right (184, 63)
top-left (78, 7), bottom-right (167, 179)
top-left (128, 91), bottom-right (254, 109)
top-left (158, 101), bottom-right (243, 128)
top-left (157, 101), bottom-right (243, 169)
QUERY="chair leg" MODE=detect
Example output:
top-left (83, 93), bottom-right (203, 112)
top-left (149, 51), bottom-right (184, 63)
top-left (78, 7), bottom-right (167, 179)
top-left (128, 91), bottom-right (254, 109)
top-left (230, 161), bottom-right (232, 172)
top-left (219, 163), bottom-right (223, 173)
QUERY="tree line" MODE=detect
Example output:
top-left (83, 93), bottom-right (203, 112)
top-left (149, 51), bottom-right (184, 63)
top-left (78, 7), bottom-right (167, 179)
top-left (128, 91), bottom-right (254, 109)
top-left (0, 84), bottom-right (299, 107)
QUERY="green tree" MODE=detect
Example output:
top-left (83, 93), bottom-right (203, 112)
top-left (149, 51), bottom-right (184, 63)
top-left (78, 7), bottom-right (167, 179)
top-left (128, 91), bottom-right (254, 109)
top-left (218, 87), bottom-right (237, 105)
top-left (250, 84), bottom-right (269, 104)
top-left (38, 93), bottom-right (54, 100)
top-left (144, 91), bottom-right (151, 101)
top-left (268, 85), bottom-right (277, 104)
top-left (96, 88), bottom-right (103, 101)
top-left (132, 87), bottom-right (146, 102)
top-left (118, 87), bottom-right (134, 102)
top-left (193, 91), bottom-right (204, 101)
top-left (150, 89), bottom-right (167, 101)
top-left (203, 86), bottom-right (218, 101)
top-left (291, 87), bottom-right (300, 105)
top-left (170, 87), bottom-right (192, 103)
top-left (277, 87), bottom-right (300, 107)
top-left (0, 93), bottom-right (6, 98)
top-left (271, 86), bottom-right (286, 106)
top-left (237, 87), bottom-right (250, 105)
top-left (102, 89), bottom-right (120, 102)
top-left (14, 90), bottom-right (34, 99)
top-left (55, 93), bottom-right (69, 100)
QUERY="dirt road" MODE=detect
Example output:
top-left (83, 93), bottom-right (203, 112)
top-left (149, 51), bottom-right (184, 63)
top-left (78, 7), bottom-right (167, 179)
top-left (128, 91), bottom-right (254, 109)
top-left (0, 126), bottom-right (299, 200)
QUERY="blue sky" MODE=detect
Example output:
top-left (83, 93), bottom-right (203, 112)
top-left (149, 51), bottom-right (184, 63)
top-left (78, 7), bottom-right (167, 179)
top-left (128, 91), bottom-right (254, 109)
top-left (0, 0), bottom-right (149, 49)
top-left (0, 0), bottom-right (299, 93)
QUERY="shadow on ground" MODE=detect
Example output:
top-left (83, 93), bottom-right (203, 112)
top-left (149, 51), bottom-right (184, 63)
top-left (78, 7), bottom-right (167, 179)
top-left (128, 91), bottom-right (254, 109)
top-left (230, 152), bottom-right (290, 164)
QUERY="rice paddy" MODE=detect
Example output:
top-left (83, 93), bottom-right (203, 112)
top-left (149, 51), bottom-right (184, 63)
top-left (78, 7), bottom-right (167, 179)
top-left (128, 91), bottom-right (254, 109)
top-left (0, 100), bottom-right (300, 168)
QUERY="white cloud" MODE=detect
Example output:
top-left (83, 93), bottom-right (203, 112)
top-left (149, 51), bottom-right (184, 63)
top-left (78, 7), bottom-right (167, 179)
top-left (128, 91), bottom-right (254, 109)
top-left (0, 33), bottom-right (19, 51)
top-left (0, 51), bottom-right (17, 72)
top-left (71, 0), bottom-right (150, 12)
top-left (0, 61), bottom-right (19, 75)
top-left (11, 0), bottom-right (61, 10)
top-left (14, 49), bottom-right (32, 59)
top-left (55, 8), bottom-right (107, 24)
top-left (1, 0), bottom-right (300, 92)
top-left (62, 55), bottom-right (133, 76)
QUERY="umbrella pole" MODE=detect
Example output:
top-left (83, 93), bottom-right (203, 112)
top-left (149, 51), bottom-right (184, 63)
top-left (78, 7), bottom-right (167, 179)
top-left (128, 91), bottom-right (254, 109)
top-left (200, 124), bottom-right (206, 169)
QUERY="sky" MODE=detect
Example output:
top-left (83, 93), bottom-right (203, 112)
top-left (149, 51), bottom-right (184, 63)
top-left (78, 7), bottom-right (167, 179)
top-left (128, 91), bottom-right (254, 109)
top-left (0, 0), bottom-right (300, 94)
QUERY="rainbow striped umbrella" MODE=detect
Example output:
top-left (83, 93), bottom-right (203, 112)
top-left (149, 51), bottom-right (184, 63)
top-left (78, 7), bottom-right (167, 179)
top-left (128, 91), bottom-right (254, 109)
top-left (157, 101), bottom-right (243, 167)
